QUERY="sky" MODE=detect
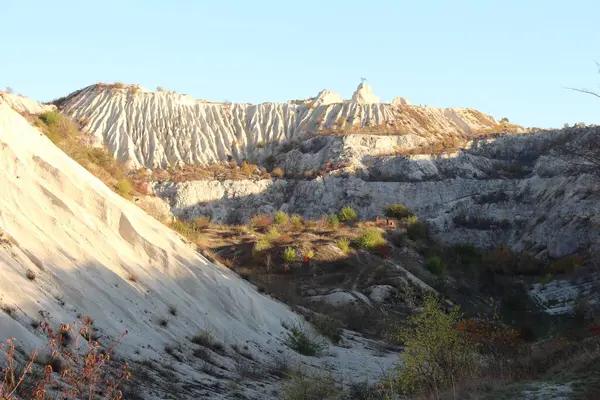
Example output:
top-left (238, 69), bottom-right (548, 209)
top-left (1, 0), bottom-right (599, 128)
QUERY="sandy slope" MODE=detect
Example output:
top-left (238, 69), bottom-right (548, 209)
top-left (0, 98), bottom-right (297, 353)
top-left (0, 98), bottom-right (397, 398)
top-left (59, 84), bottom-right (503, 168)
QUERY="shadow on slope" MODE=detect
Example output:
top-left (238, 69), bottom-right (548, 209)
top-left (161, 127), bottom-right (600, 259)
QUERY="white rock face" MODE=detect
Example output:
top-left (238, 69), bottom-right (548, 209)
top-left (0, 97), bottom-right (296, 354)
top-left (312, 89), bottom-right (343, 106)
top-left (155, 127), bottom-right (600, 259)
top-left (0, 97), bottom-right (397, 398)
top-left (392, 97), bottom-right (410, 106)
top-left (133, 195), bottom-right (174, 224)
top-left (0, 92), bottom-right (56, 114)
top-left (530, 279), bottom-right (599, 315)
top-left (366, 285), bottom-right (397, 303)
top-left (58, 84), bottom-right (505, 168)
top-left (351, 82), bottom-right (380, 104)
top-left (275, 133), bottom-right (429, 176)
top-left (308, 290), bottom-right (372, 308)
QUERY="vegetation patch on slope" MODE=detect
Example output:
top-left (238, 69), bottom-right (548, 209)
top-left (31, 110), bottom-right (144, 199)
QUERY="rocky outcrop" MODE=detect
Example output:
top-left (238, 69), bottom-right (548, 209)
top-left (58, 83), bottom-right (508, 168)
top-left (133, 195), bottom-right (174, 224)
top-left (0, 92), bottom-right (56, 114)
top-left (155, 127), bottom-right (600, 259)
top-left (392, 97), bottom-right (410, 106)
top-left (274, 133), bottom-right (429, 176)
top-left (351, 82), bottom-right (380, 104)
top-left (312, 89), bottom-right (343, 106)
top-left (54, 82), bottom-right (597, 259)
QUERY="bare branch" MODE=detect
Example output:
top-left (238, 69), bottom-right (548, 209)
top-left (565, 87), bottom-right (600, 99)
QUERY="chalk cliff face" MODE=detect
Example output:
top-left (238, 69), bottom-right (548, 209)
top-left (351, 82), bottom-right (381, 104)
top-left (155, 127), bottom-right (600, 260)
top-left (56, 82), bottom-right (598, 260)
top-left (58, 83), bottom-right (508, 168)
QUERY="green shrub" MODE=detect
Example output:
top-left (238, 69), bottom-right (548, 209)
top-left (39, 110), bottom-right (62, 127)
top-left (357, 228), bottom-right (386, 249)
top-left (39, 110), bottom-right (79, 143)
top-left (284, 322), bottom-right (325, 356)
top-left (310, 314), bottom-right (341, 344)
top-left (384, 204), bottom-right (412, 220)
top-left (87, 148), bottom-right (116, 170)
top-left (425, 256), bottom-right (445, 276)
top-left (305, 249), bottom-right (314, 259)
top-left (290, 214), bottom-right (303, 230)
top-left (406, 215), bottom-right (419, 225)
top-left (264, 155), bottom-right (277, 171)
top-left (283, 247), bottom-right (297, 264)
top-left (392, 295), bottom-right (475, 395)
top-left (336, 238), bottom-right (350, 253)
top-left (274, 211), bottom-right (289, 225)
top-left (36, 110), bottom-right (137, 199)
top-left (281, 370), bottom-right (339, 400)
top-left (254, 237), bottom-right (272, 252)
top-left (265, 226), bottom-right (281, 242)
top-left (114, 178), bottom-right (133, 198)
top-left (326, 214), bottom-right (340, 228)
top-left (338, 207), bottom-right (358, 222)
top-left (406, 216), bottom-right (429, 241)
top-left (451, 244), bottom-right (482, 264)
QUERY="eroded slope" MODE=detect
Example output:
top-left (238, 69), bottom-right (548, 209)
top-left (0, 98), bottom-right (397, 398)
top-left (58, 83), bottom-right (511, 168)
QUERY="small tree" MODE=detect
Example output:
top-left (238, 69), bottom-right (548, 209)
top-left (406, 216), bottom-right (429, 241)
top-left (114, 179), bottom-right (133, 198)
top-left (384, 204), bottom-right (412, 220)
top-left (425, 256), bottom-right (445, 276)
top-left (264, 155), bottom-right (277, 171)
top-left (393, 295), bottom-right (475, 398)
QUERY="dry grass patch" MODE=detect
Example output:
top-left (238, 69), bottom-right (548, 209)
top-left (33, 111), bottom-right (140, 199)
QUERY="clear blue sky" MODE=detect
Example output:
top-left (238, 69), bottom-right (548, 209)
top-left (2, 0), bottom-right (599, 128)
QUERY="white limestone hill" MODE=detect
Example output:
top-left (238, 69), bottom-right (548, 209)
top-left (57, 82), bottom-right (512, 168)
top-left (0, 97), bottom-right (396, 398)
top-left (0, 91), bottom-right (56, 115)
